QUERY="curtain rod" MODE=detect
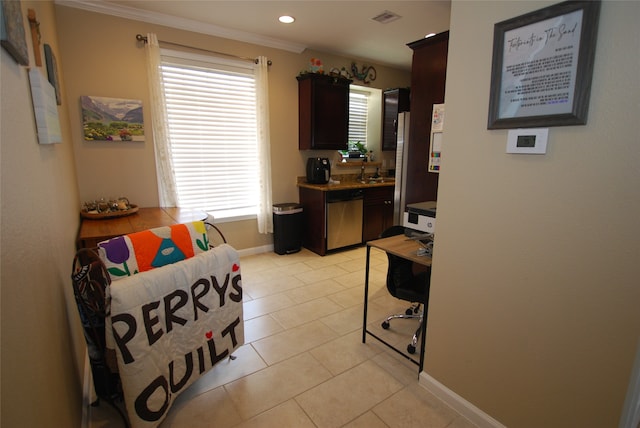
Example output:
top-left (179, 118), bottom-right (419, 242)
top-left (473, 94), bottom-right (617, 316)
top-left (135, 34), bottom-right (272, 66)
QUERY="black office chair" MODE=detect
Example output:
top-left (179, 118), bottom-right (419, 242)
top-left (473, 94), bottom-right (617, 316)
top-left (379, 225), bottom-right (431, 354)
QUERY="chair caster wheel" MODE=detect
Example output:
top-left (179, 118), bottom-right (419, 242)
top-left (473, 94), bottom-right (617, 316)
top-left (381, 321), bottom-right (390, 329)
top-left (407, 344), bottom-right (416, 354)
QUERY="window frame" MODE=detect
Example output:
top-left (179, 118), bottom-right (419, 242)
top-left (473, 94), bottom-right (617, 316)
top-left (349, 84), bottom-right (382, 155)
top-left (159, 48), bottom-right (260, 223)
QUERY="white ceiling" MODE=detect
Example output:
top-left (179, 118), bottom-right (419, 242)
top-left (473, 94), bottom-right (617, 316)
top-left (59, 1), bottom-right (451, 70)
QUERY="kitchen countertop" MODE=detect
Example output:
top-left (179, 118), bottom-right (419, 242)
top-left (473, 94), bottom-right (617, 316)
top-left (297, 175), bottom-right (395, 191)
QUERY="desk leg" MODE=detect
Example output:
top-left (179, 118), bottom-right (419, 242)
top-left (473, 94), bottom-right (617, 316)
top-left (418, 308), bottom-right (427, 373)
top-left (419, 292), bottom-right (429, 373)
top-left (362, 245), bottom-right (371, 343)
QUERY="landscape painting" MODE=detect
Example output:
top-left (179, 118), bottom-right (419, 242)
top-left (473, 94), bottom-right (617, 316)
top-left (81, 96), bottom-right (144, 142)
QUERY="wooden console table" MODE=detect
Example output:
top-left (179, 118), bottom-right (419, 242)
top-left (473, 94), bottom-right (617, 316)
top-left (76, 207), bottom-right (208, 249)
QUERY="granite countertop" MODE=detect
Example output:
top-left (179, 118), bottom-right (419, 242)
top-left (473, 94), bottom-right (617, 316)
top-left (297, 174), bottom-right (395, 191)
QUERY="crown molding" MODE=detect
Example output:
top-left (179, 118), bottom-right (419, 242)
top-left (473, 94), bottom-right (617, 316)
top-left (55, 0), bottom-right (307, 54)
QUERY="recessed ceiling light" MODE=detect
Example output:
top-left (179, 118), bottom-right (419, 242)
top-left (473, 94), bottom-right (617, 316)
top-left (279, 15), bottom-right (295, 24)
top-left (425, 33), bottom-right (436, 38)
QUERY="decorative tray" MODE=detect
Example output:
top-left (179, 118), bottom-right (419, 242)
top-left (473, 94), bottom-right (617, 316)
top-left (81, 204), bottom-right (139, 220)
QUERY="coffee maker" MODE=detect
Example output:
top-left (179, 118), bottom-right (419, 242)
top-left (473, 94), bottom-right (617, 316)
top-left (306, 157), bottom-right (331, 184)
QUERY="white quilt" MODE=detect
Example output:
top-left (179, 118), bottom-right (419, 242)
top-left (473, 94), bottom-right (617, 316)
top-left (108, 244), bottom-right (243, 428)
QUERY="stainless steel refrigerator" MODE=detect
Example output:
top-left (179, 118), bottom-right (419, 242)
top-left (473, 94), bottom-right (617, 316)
top-left (393, 111), bottom-right (410, 224)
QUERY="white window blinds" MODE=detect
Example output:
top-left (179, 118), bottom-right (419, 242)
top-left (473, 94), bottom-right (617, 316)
top-left (160, 51), bottom-right (259, 219)
top-left (349, 90), bottom-right (368, 146)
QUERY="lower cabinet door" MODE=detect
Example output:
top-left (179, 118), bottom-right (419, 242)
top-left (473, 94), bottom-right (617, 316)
top-left (363, 187), bottom-right (394, 242)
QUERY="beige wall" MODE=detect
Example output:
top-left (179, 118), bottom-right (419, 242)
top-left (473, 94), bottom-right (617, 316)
top-left (54, 5), bottom-right (411, 251)
top-left (427, 1), bottom-right (640, 427)
top-left (1, 1), bottom-right (85, 426)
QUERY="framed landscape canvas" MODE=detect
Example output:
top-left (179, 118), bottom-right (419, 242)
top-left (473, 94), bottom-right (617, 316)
top-left (81, 96), bottom-right (144, 142)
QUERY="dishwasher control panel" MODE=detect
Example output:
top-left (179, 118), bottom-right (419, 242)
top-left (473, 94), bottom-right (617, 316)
top-left (326, 189), bottom-right (364, 203)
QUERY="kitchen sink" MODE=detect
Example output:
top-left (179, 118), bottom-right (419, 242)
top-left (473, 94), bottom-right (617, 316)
top-left (360, 177), bottom-right (387, 184)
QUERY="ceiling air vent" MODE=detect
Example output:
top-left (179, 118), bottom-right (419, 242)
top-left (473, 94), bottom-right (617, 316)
top-left (371, 10), bottom-right (401, 24)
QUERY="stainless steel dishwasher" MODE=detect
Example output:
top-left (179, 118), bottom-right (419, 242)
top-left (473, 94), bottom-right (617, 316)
top-left (326, 189), bottom-right (364, 251)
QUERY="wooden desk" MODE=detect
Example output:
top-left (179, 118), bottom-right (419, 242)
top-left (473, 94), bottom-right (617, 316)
top-left (362, 234), bottom-right (432, 373)
top-left (77, 207), bottom-right (208, 249)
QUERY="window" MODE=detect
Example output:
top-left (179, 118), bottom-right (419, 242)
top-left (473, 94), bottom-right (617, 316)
top-left (160, 50), bottom-right (259, 220)
top-left (349, 85), bottom-right (382, 154)
top-left (349, 89), bottom-right (369, 146)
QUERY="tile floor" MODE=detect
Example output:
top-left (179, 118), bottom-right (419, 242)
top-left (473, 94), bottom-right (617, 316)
top-left (90, 246), bottom-right (476, 428)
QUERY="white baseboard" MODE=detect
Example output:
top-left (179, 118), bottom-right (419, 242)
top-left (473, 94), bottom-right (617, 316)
top-left (419, 371), bottom-right (507, 428)
top-left (81, 353), bottom-right (91, 428)
top-left (236, 244), bottom-right (273, 257)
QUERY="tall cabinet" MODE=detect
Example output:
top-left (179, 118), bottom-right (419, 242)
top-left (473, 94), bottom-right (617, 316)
top-left (404, 31), bottom-right (449, 205)
top-left (382, 88), bottom-right (410, 151)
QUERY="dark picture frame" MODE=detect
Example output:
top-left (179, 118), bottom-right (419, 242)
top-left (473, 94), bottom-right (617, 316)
top-left (44, 44), bottom-right (61, 105)
top-left (0, 0), bottom-right (29, 66)
top-left (487, 1), bottom-right (601, 129)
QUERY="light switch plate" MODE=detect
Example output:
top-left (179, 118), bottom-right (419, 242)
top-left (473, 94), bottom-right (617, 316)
top-left (506, 128), bottom-right (548, 154)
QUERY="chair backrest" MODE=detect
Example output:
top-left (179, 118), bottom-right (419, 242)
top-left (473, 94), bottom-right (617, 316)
top-left (380, 226), bottom-right (430, 303)
top-left (379, 225), bottom-right (406, 239)
top-left (70, 248), bottom-right (121, 398)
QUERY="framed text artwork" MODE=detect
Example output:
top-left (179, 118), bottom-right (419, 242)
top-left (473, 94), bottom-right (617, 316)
top-left (487, 1), bottom-right (601, 129)
top-left (0, 0), bottom-right (29, 66)
top-left (29, 68), bottom-right (62, 144)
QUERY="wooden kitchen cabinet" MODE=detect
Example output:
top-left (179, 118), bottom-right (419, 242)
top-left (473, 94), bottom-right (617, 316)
top-left (363, 186), bottom-right (394, 242)
top-left (404, 31), bottom-right (448, 205)
top-left (299, 186), bottom-right (327, 255)
top-left (382, 88), bottom-right (410, 151)
top-left (299, 184), bottom-right (395, 254)
top-left (297, 73), bottom-right (352, 150)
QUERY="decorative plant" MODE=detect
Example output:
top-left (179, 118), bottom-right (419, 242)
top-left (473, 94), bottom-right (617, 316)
top-left (309, 57), bottom-right (323, 74)
top-left (349, 141), bottom-right (368, 154)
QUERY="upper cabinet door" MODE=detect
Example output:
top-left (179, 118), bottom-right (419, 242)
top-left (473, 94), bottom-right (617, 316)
top-left (298, 73), bottom-right (351, 150)
top-left (382, 88), bottom-right (410, 151)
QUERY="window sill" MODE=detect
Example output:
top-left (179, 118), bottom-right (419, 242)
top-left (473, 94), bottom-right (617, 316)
top-left (208, 212), bottom-right (257, 224)
top-left (336, 161), bottom-right (382, 168)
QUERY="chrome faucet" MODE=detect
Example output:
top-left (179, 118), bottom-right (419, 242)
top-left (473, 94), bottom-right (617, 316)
top-left (359, 165), bottom-right (366, 181)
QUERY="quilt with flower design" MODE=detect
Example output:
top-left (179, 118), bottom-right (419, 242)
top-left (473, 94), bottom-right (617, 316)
top-left (98, 224), bottom-right (243, 428)
top-left (98, 221), bottom-right (211, 279)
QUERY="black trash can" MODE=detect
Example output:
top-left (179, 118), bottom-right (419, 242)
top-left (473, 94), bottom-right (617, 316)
top-left (273, 203), bottom-right (303, 255)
